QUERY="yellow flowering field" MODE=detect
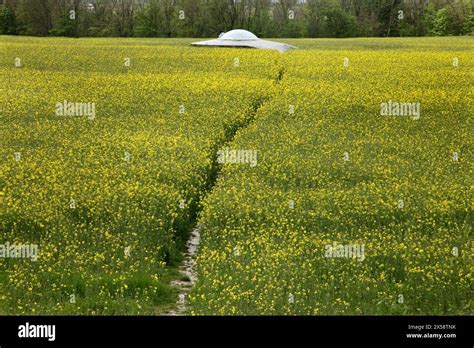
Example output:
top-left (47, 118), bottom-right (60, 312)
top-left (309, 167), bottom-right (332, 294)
top-left (0, 36), bottom-right (472, 315)
top-left (0, 36), bottom-right (277, 314)
top-left (189, 37), bottom-right (473, 315)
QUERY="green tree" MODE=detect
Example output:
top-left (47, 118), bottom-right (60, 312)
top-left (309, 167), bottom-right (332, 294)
top-left (324, 7), bottom-right (357, 37)
top-left (431, 8), bottom-right (450, 36)
top-left (0, 5), bottom-right (16, 34)
top-left (16, 0), bottom-right (53, 36)
top-left (462, 11), bottom-right (474, 34)
top-left (133, 5), bottom-right (156, 37)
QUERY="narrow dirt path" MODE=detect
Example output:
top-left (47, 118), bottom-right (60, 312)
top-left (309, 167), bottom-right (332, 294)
top-left (161, 225), bottom-right (201, 315)
top-left (161, 62), bottom-right (286, 315)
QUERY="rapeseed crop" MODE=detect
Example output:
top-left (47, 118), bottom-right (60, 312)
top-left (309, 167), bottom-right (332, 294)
top-left (189, 37), bottom-right (473, 315)
top-left (1, 36), bottom-right (471, 315)
top-left (0, 37), bottom-right (276, 314)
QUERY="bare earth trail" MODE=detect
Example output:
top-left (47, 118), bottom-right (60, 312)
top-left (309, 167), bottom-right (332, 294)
top-left (161, 225), bottom-right (201, 315)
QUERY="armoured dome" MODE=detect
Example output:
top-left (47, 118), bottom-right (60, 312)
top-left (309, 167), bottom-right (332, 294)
top-left (219, 29), bottom-right (258, 41)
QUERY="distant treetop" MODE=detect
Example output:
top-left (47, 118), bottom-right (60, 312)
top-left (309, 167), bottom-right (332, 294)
top-left (0, 0), bottom-right (472, 38)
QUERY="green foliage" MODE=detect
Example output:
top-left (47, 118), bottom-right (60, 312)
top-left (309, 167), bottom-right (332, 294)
top-left (324, 7), bottom-right (357, 38)
top-left (431, 8), bottom-right (451, 36)
top-left (133, 7), bottom-right (157, 37)
top-left (49, 14), bottom-right (77, 37)
top-left (1, 1), bottom-right (472, 39)
top-left (462, 12), bottom-right (474, 35)
top-left (0, 5), bottom-right (16, 35)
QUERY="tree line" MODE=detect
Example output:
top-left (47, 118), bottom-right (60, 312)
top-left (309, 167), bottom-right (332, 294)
top-left (1, 0), bottom-right (473, 38)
